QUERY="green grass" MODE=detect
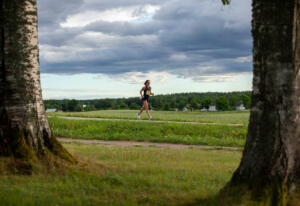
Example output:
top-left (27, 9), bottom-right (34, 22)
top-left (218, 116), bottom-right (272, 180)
top-left (49, 110), bottom-right (250, 125)
top-left (49, 117), bottom-right (247, 147)
top-left (0, 143), bottom-right (241, 206)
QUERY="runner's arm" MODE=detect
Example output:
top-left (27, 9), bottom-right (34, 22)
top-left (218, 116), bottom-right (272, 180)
top-left (150, 87), bottom-right (154, 96)
top-left (140, 87), bottom-right (145, 98)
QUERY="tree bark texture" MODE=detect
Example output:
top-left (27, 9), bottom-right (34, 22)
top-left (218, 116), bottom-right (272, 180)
top-left (0, 0), bottom-right (74, 163)
top-left (229, 0), bottom-right (300, 204)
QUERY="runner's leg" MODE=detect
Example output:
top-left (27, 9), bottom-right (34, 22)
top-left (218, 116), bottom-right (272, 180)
top-left (145, 101), bottom-right (151, 118)
top-left (138, 101), bottom-right (146, 115)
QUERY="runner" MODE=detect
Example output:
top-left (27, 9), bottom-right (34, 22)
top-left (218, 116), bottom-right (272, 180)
top-left (137, 80), bottom-right (154, 120)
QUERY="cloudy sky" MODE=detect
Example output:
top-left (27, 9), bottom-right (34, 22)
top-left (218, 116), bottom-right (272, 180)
top-left (37, 0), bottom-right (253, 99)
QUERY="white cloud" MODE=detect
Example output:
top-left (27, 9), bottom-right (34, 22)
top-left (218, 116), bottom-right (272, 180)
top-left (40, 44), bottom-right (95, 63)
top-left (43, 88), bottom-right (132, 99)
top-left (110, 71), bottom-right (170, 84)
top-left (190, 74), bottom-right (237, 82)
top-left (169, 53), bottom-right (188, 61)
top-left (60, 5), bottom-right (160, 28)
top-left (183, 72), bottom-right (252, 83)
top-left (173, 65), bottom-right (251, 83)
top-left (234, 55), bottom-right (252, 63)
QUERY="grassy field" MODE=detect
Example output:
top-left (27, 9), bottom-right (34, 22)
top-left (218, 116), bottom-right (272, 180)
top-left (49, 110), bottom-right (250, 125)
top-left (49, 117), bottom-right (247, 147)
top-left (0, 143), bottom-right (241, 206)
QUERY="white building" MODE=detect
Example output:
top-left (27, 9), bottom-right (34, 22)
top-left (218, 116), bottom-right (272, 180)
top-left (46, 108), bottom-right (58, 112)
top-left (236, 104), bottom-right (246, 111)
top-left (209, 105), bottom-right (217, 111)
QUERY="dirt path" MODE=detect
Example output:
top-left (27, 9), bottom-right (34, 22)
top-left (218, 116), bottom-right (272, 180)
top-left (58, 137), bottom-right (242, 152)
top-left (52, 116), bottom-right (244, 127)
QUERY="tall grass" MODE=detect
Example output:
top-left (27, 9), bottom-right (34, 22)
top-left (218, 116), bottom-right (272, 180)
top-left (49, 117), bottom-right (247, 147)
top-left (0, 143), bottom-right (241, 205)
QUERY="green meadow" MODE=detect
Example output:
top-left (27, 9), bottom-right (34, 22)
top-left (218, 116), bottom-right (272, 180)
top-left (0, 142), bottom-right (241, 206)
top-left (49, 117), bottom-right (247, 147)
top-left (0, 110), bottom-right (247, 205)
top-left (49, 110), bottom-right (250, 125)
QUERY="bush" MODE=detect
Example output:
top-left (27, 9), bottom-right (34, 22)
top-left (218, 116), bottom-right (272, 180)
top-left (129, 103), bottom-right (140, 110)
top-left (216, 97), bottom-right (229, 111)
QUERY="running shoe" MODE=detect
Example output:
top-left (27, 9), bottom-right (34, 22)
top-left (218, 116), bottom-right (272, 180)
top-left (149, 116), bottom-right (152, 120)
top-left (137, 113), bottom-right (140, 119)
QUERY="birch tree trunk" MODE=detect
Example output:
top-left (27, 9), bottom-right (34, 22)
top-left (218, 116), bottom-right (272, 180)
top-left (226, 0), bottom-right (300, 205)
top-left (0, 0), bottom-right (74, 170)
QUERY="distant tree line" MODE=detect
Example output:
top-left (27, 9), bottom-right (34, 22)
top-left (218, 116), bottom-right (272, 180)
top-left (44, 91), bottom-right (251, 112)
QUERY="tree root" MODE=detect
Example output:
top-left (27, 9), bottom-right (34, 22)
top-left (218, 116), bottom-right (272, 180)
top-left (0, 126), bottom-right (76, 174)
top-left (43, 135), bottom-right (77, 164)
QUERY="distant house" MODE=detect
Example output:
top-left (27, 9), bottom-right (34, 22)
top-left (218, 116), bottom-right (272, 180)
top-left (209, 105), bottom-right (217, 111)
top-left (46, 108), bottom-right (58, 113)
top-left (236, 103), bottom-right (246, 111)
top-left (82, 105), bottom-right (87, 108)
top-left (201, 108), bottom-right (208, 112)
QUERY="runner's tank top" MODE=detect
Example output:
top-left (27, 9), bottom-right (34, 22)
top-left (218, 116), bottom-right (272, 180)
top-left (144, 86), bottom-right (151, 97)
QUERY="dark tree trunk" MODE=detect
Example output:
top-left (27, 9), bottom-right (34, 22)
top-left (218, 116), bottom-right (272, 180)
top-left (227, 0), bottom-right (300, 205)
top-left (0, 0), bottom-right (74, 170)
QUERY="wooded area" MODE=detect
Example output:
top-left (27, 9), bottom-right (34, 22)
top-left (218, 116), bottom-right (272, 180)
top-left (44, 91), bottom-right (251, 111)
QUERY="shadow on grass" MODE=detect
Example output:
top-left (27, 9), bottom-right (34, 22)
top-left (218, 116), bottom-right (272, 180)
top-left (181, 186), bottom-right (300, 206)
top-left (179, 185), bottom-right (251, 206)
top-left (179, 196), bottom-right (219, 206)
top-left (179, 194), bottom-right (244, 206)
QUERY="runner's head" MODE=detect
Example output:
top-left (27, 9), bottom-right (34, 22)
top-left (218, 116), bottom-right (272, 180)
top-left (144, 80), bottom-right (150, 87)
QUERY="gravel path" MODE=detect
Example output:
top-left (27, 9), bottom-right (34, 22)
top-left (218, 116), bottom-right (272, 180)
top-left (58, 137), bottom-right (242, 152)
top-left (52, 116), bottom-right (244, 127)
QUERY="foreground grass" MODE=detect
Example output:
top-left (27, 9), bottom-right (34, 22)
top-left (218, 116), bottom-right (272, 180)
top-left (49, 118), bottom-right (247, 147)
top-left (49, 110), bottom-right (250, 125)
top-left (0, 143), bottom-right (241, 206)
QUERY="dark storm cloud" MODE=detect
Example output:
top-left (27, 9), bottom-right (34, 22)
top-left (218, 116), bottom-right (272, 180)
top-left (85, 21), bottom-right (162, 36)
top-left (37, 0), bottom-right (84, 27)
top-left (37, 0), bottom-right (252, 82)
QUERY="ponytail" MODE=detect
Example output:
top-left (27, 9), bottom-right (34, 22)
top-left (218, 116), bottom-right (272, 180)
top-left (144, 80), bottom-right (150, 86)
